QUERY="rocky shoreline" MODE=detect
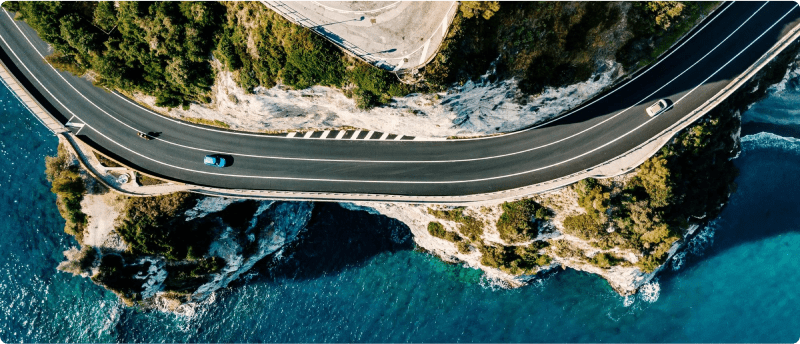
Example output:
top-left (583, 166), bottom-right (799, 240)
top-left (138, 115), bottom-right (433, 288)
top-left (46, 38), bottom-right (800, 313)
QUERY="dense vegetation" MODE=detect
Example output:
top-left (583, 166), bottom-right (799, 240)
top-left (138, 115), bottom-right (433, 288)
top-left (496, 199), bottom-right (550, 243)
top-left (427, 221), bottom-right (461, 242)
top-left (44, 144), bottom-right (87, 240)
top-left (115, 192), bottom-right (215, 261)
top-left (424, 1), bottom-right (717, 94)
top-left (428, 200), bottom-right (554, 275)
top-left (561, 107), bottom-right (739, 272)
top-left (2, 1), bottom-right (409, 109)
top-left (91, 253), bottom-right (225, 305)
top-left (618, 2), bottom-right (719, 68)
top-left (479, 241), bottom-right (551, 275)
top-left (427, 207), bottom-right (484, 241)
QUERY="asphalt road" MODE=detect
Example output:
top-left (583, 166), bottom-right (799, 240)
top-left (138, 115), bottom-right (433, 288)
top-left (1, 2), bottom-right (799, 197)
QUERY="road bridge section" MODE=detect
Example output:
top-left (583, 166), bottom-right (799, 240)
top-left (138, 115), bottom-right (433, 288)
top-left (1, 2), bottom-right (799, 204)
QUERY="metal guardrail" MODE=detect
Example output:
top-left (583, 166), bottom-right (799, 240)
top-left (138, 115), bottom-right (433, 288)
top-left (181, 21), bottom-right (800, 206)
top-left (2, 5), bottom-right (799, 205)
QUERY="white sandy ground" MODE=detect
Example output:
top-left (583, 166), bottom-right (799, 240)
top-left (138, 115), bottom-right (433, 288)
top-left (132, 61), bottom-right (622, 138)
top-left (80, 192), bottom-right (128, 251)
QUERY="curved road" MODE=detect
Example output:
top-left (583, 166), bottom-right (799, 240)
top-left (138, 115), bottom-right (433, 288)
top-left (1, 2), bottom-right (799, 197)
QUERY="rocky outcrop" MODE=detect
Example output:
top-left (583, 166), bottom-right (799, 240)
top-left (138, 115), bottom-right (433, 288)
top-left (58, 195), bottom-right (313, 314)
top-left (340, 40), bottom-right (800, 295)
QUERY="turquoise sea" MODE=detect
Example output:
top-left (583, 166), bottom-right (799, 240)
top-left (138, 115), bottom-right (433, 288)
top-left (2, 70), bottom-right (800, 342)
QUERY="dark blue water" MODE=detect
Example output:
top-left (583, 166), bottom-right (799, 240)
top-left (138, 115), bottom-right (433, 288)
top-left (2, 72), bottom-right (800, 342)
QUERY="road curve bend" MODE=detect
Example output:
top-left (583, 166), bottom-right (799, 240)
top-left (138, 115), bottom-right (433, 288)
top-left (1, 2), bottom-right (799, 198)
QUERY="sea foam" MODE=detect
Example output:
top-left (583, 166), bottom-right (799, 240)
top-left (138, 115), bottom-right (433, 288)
top-left (741, 132), bottom-right (800, 154)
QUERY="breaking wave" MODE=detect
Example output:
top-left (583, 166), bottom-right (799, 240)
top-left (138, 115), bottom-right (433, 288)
top-left (688, 222), bottom-right (717, 256)
top-left (740, 132), bottom-right (800, 154)
top-left (743, 53), bottom-right (800, 126)
top-left (639, 280), bottom-right (660, 303)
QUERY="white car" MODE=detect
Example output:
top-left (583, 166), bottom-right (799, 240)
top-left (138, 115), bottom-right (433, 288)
top-left (646, 99), bottom-right (669, 117)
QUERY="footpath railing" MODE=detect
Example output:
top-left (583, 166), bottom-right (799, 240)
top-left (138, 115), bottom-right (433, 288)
top-left (2, 9), bottom-right (799, 204)
top-left (183, 19), bottom-right (800, 205)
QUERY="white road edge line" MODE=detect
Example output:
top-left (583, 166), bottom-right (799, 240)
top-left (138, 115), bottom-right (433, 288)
top-left (69, 5), bottom-right (797, 185)
top-left (0, 3), bottom-right (788, 170)
top-left (48, 1), bottom-right (762, 164)
top-left (105, 0), bottom-right (732, 149)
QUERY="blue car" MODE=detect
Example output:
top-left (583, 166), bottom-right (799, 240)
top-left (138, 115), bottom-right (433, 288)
top-left (204, 154), bottom-right (227, 168)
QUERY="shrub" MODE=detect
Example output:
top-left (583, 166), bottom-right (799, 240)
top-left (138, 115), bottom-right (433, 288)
top-left (45, 51), bottom-right (86, 76)
top-left (45, 144), bottom-right (87, 240)
top-left (460, 1), bottom-right (500, 20)
top-left (562, 214), bottom-right (605, 241)
top-left (427, 207), bottom-right (484, 241)
top-left (496, 199), bottom-right (548, 243)
top-left (479, 243), bottom-right (550, 275)
top-left (57, 246), bottom-right (98, 275)
top-left (589, 252), bottom-right (623, 269)
top-left (637, 157), bottom-right (672, 208)
top-left (427, 221), bottom-right (462, 242)
top-left (636, 255), bottom-right (662, 273)
top-left (456, 241), bottom-right (472, 254)
top-left (550, 240), bottom-right (585, 260)
top-left (574, 178), bottom-right (611, 222)
top-left (640, 2), bottom-right (685, 31)
top-left (115, 192), bottom-right (212, 261)
top-left (7, 2), bottom-right (238, 108)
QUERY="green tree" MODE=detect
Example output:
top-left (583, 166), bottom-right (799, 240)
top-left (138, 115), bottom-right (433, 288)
top-left (637, 156), bottom-right (672, 208)
top-left (496, 199), bottom-right (545, 243)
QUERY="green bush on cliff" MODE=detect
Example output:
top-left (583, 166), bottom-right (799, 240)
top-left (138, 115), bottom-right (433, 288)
top-left (589, 252), bottom-right (623, 269)
top-left (575, 178), bottom-right (611, 221)
top-left (213, 2), bottom-right (409, 107)
top-left (496, 199), bottom-right (550, 243)
top-left (115, 192), bottom-right (215, 261)
top-left (562, 214), bottom-right (605, 241)
top-left (44, 144), bottom-right (87, 240)
top-left (479, 242), bottom-right (550, 275)
top-left (427, 221), bottom-right (463, 242)
top-left (427, 207), bottom-right (484, 241)
top-left (162, 257), bottom-right (226, 293)
top-left (558, 112), bottom-right (736, 273)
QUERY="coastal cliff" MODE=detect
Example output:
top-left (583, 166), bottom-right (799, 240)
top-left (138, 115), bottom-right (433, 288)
top-left (45, 40), bottom-right (800, 310)
top-left (27, 0), bottom-right (799, 309)
top-left (47, 154), bottom-right (314, 313)
top-left (343, 40), bottom-right (800, 295)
